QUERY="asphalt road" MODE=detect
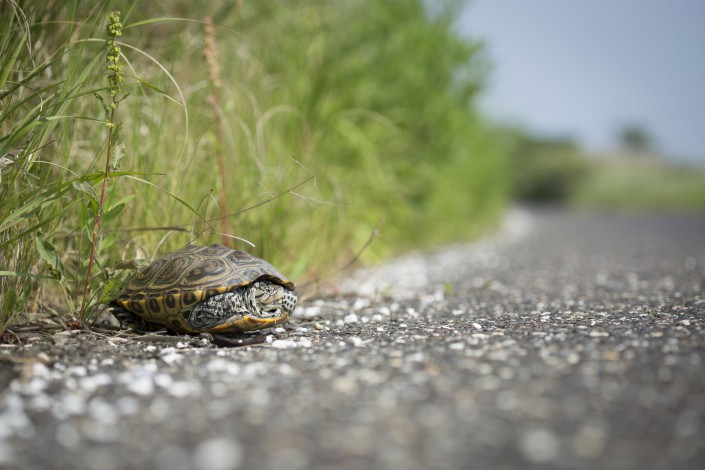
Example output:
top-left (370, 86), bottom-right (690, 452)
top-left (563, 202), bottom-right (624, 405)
top-left (1, 209), bottom-right (704, 470)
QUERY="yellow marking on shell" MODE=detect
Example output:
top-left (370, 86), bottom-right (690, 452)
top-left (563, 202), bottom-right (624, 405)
top-left (130, 299), bottom-right (147, 315)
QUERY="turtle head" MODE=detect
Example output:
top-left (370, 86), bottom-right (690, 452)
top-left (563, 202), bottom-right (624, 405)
top-left (188, 280), bottom-right (297, 333)
top-left (250, 281), bottom-right (297, 318)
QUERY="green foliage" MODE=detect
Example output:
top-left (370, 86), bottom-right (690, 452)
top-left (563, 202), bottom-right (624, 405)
top-left (504, 129), bottom-right (590, 203)
top-left (618, 124), bottom-right (654, 154)
top-left (0, 0), bottom-right (507, 328)
top-left (572, 159), bottom-right (705, 211)
top-left (225, 0), bottom-right (505, 252)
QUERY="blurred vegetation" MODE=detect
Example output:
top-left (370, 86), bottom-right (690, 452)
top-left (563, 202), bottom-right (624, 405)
top-left (503, 129), bottom-right (591, 203)
top-left (0, 0), bottom-right (507, 327)
top-left (503, 126), bottom-right (705, 211)
top-left (572, 159), bottom-right (705, 211)
top-left (617, 123), bottom-right (655, 155)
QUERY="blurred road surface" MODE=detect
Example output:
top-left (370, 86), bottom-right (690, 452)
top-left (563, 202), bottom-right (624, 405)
top-left (1, 209), bottom-right (704, 470)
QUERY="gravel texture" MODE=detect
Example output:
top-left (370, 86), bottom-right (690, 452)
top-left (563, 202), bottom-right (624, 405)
top-left (1, 209), bottom-right (704, 470)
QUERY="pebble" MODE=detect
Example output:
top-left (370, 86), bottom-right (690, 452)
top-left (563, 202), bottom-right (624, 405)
top-left (572, 423), bottom-right (607, 458)
top-left (271, 339), bottom-right (298, 349)
top-left (343, 313), bottom-right (359, 324)
top-left (298, 306), bottom-right (321, 319)
top-left (347, 337), bottom-right (364, 347)
top-left (55, 422), bottom-right (81, 448)
top-left (161, 351), bottom-right (183, 365)
top-left (192, 437), bottom-right (243, 470)
top-left (115, 396), bottom-right (140, 415)
top-left (79, 373), bottom-right (112, 392)
top-left (168, 381), bottom-right (202, 398)
top-left (127, 376), bottom-right (154, 396)
top-left (156, 445), bottom-right (190, 470)
top-left (0, 441), bottom-right (14, 465)
top-left (589, 331), bottom-right (609, 337)
top-left (519, 428), bottom-right (560, 463)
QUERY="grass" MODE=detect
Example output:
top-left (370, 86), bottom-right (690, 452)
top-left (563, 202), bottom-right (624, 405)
top-left (571, 157), bottom-right (705, 211)
top-left (0, 0), bottom-right (507, 331)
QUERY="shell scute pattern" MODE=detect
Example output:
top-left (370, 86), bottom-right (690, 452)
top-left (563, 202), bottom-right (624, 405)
top-left (114, 244), bottom-right (294, 333)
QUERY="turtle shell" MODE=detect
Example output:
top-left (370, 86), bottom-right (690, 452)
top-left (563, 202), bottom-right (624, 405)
top-left (113, 244), bottom-right (295, 334)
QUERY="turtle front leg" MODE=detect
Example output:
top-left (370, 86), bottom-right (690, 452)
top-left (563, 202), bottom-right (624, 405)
top-left (108, 303), bottom-right (158, 332)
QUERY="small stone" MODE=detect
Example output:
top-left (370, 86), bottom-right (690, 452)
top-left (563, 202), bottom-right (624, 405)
top-left (79, 373), bottom-right (113, 392)
top-left (88, 397), bottom-right (118, 425)
top-left (572, 423), bottom-right (607, 458)
top-left (30, 362), bottom-right (51, 379)
top-left (55, 422), bottom-right (81, 448)
top-left (66, 365), bottom-right (87, 377)
top-left (128, 375), bottom-right (154, 396)
top-left (36, 352), bottom-right (51, 362)
top-left (589, 331), bottom-right (609, 337)
top-left (0, 440), bottom-right (14, 467)
top-left (407, 352), bottom-right (424, 362)
top-left (82, 419), bottom-right (120, 443)
top-left (348, 337), bottom-right (363, 347)
top-left (161, 351), bottom-right (182, 365)
top-left (343, 313), bottom-right (359, 324)
top-left (154, 374), bottom-right (173, 389)
top-left (271, 339), bottom-right (298, 349)
top-left (299, 306), bottom-right (321, 319)
top-left (115, 396), bottom-right (140, 415)
top-left (157, 445), bottom-right (190, 470)
top-left (519, 428), bottom-right (560, 463)
top-left (168, 381), bottom-right (201, 398)
top-left (192, 437), bottom-right (243, 470)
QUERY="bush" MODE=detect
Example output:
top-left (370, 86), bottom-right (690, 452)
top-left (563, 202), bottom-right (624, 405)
top-left (504, 130), bottom-right (590, 203)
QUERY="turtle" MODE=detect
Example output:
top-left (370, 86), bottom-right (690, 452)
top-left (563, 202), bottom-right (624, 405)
top-left (110, 244), bottom-right (297, 334)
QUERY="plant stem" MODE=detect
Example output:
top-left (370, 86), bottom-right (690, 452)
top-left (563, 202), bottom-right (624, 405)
top-left (203, 16), bottom-right (230, 247)
top-left (79, 108), bottom-right (115, 320)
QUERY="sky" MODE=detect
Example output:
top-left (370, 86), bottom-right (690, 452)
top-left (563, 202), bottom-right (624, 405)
top-left (457, 0), bottom-right (705, 165)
